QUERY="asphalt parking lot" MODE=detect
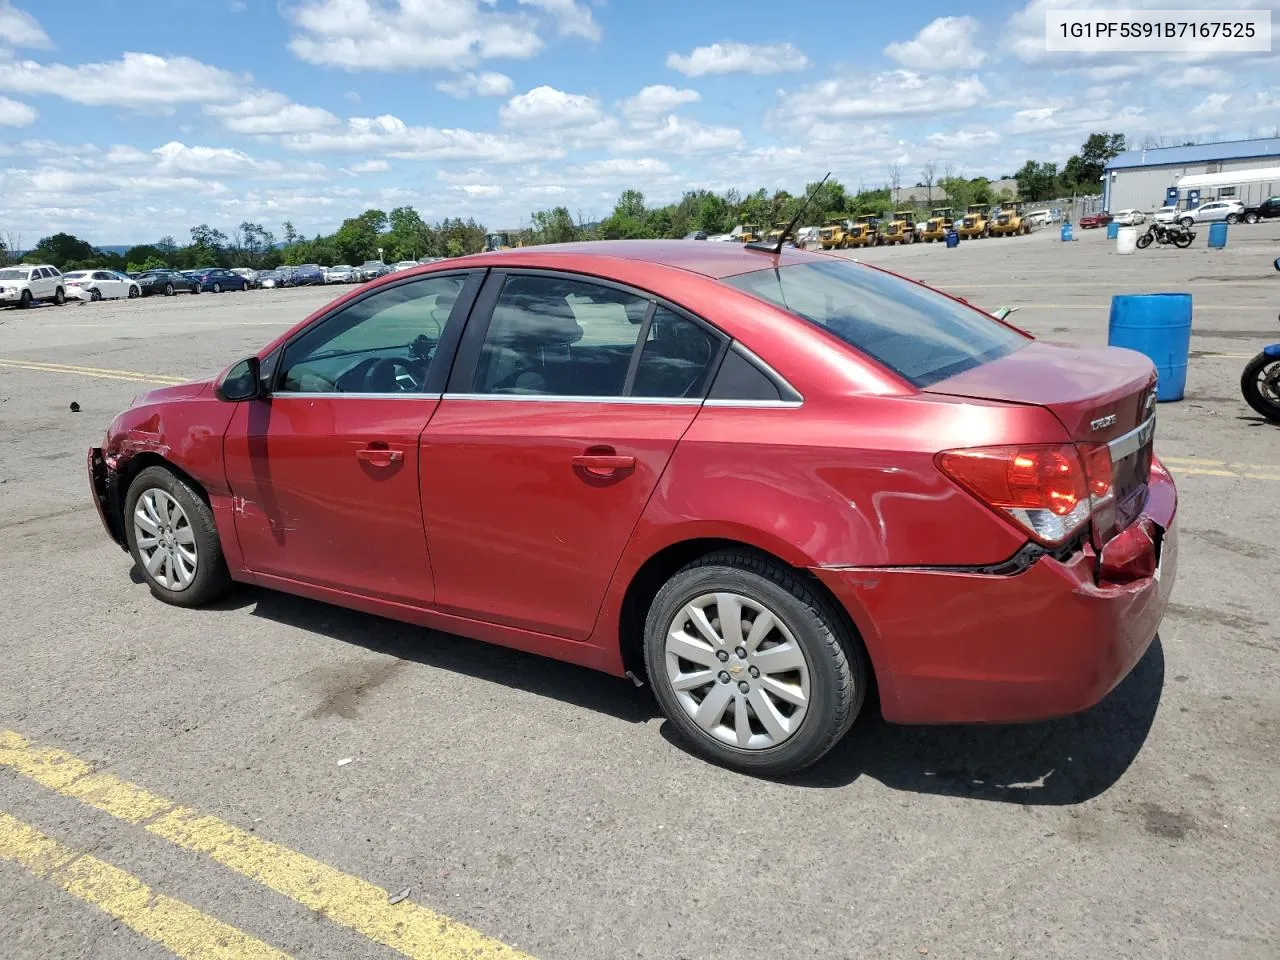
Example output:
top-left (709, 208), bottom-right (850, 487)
top-left (2, 226), bottom-right (1278, 960)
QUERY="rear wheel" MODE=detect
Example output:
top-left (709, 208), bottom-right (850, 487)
top-left (644, 550), bottom-right (866, 776)
top-left (53, 287), bottom-right (65, 305)
top-left (1226, 214), bottom-right (1239, 224)
top-left (1240, 353), bottom-right (1280, 423)
top-left (1173, 232), bottom-right (1194, 249)
top-left (90, 288), bottom-right (102, 302)
top-left (163, 283), bottom-right (174, 296)
top-left (124, 466), bottom-right (231, 607)
top-left (1244, 212), bottom-right (1259, 224)
top-left (1180, 217), bottom-right (1195, 228)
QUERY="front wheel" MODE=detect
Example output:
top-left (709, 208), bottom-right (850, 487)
top-left (164, 283), bottom-right (174, 296)
top-left (124, 466), bottom-right (231, 607)
top-left (1136, 232), bottom-right (1153, 249)
top-left (1241, 352), bottom-right (1280, 423)
top-left (18, 289), bottom-right (31, 308)
top-left (643, 550), bottom-right (867, 776)
top-left (1244, 212), bottom-right (1259, 224)
top-left (128, 286), bottom-right (140, 298)
top-left (212, 282), bottom-right (222, 293)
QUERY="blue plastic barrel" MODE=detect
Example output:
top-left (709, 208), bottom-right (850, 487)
top-left (1106, 222), bottom-right (1120, 239)
top-left (1060, 223), bottom-right (1073, 241)
top-left (1108, 293), bottom-right (1192, 402)
top-left (1207, 221), bottom-right (1227, 248)
top-left (945, 230), bottom-right (959, 248)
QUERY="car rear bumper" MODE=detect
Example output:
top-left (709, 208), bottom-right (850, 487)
top-left (88, 447), bottom-right (128, 549)
top-left (813, 461), bottom-right (1178, 725)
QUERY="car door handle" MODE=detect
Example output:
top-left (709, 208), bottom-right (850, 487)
top-left (571, 452), bottom-right (635, 478)
top-left (356, 445), bottom-right (403, 466)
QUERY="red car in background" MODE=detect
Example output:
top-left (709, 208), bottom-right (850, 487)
top-left (1079, 211), bottom-right (1114, 229)
top-left (89, 241), bottom-right (1177, 775)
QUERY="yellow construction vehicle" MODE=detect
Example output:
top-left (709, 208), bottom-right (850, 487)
top-left (818, 218), bottom-right (853, 249)
top-left (956, 204), bottom-right (992, 240)
top-left (918, 207), bottom-right (955, 242)
top-left (879, 210), bottom-right (917, 245)
top-left (737, 223), bottom-right (764, 243)
top-left (765, 221), bottom-right (791, 245)
top-left (845, 215), bottom-right (879, 248)
top-left (483, 231), bottom-right (524, 252)
top-left (989, 201), bottom-right (1032, 237)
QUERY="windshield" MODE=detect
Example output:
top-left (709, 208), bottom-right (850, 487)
top-left (722, 260), bottom-right (1029, 388)
top-left (0, 268), bottom-right (31, 280)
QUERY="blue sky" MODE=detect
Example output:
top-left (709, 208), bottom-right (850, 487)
top-left (1, 0), bottom-right (1277, 244)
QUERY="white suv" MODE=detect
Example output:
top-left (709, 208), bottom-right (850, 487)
top-left (0, 264), bottom-right (67, 308)
top-left (1179, 200), bottom-right (1244, 226)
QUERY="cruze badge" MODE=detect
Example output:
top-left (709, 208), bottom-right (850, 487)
top-left (1090, 414), bottom-right (1117, 431)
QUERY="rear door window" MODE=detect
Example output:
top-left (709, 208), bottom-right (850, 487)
top-left (722, 259), bottom-right (1028, 388)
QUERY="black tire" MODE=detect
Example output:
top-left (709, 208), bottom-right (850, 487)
top-left (18, 289), bottom-right (31, 308)
top-left (1244, 212), bottom-right (1259, 224)
top-left (1180, 217), bottom-right (1195, 228)
top-left (53, 287), bottom-right (65, 305)
top-left (191, 283), bottom-right (200, 294)
top-left (90, 288), bottom-right (102, 302)
top-left (1136, 233), bottom-right (1153, 249)
top-left (128, 286), bottom-right (139, 298)
top-left (643, 550), bottom-right (867, 776)
top-left (124, 465), bottom-right (231, 608)
top-left (212, 282), bottom-right (222, 293)
top-left (1226, 214), bottom-right (1239, 224)
top-left (1173, 233), bottom-right (1194, 249)
top-left (1240, 353), bottom-right (1280, 423)
top-left (164, 283), bottom-right (174, 296)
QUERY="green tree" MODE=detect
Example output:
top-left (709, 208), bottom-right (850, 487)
top-left (29, 232), bottom-right (95, 268)
top-left (1014, 162), bottom-right (1060, 202)
top-left (384, 206), bottom-right (433, 260)
top-left (127, 255), bottom-right (168, 272)
top-left (530, 206), bottom-right (579, 245)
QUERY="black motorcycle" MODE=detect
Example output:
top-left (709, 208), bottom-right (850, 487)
top-left (1135, 220), bottom-right (1194, 249)
top-left (1240, 256), bottom-right (1280, 423)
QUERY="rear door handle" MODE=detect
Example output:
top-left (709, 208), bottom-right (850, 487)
top-left (571, 452), bottom-right (635, 478)
top-left (356, 444), bottom-right (403, 467)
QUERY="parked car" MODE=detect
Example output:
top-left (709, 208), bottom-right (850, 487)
top-left (191, 267), bottom-right (249, 293)
top-left (392, 260), bottom-right (420, 272)
top-left (1152, 206), bottom-right (1180, 224)
top-left (0, 264), bottom-right (65, 307)
top-left (1241, 196), bottom-right (1280, 224)
top-left (135, 269), bottom-right (200, 297)
top-left (63, 270), bottom-right (140, 301)
top-left (683, 231), bottom-right (709, 241)
top-left (325, 264), bottom-right (358, 284)
top-left (88, 240), bottom-right (1177, 776)
top-left (1112, 209), bottom-right (1145, 226)
top-left (1078, 212), bottom-right (1113, 229)
top-left (231, 268), bottom-right (261, 288)
top-left (258, 269), bottom-right (291, 289)
top-left (1179, 199), bottom-right (1244, 226)
top-left (358, 260), bottom-right (389, 281)
top-left (1026, 210), bottom-right (1053, 227)
top-left (288, 264), bottom-right (324, 286)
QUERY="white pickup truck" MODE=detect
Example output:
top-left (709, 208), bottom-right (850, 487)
top-left (0, 264), bottom-right (67, 308)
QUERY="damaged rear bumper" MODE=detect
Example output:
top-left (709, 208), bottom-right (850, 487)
top-left (88, 447), bottom-right (127, 550)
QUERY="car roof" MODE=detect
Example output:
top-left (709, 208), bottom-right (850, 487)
top-left (450, 239), bottom-right (824, 279)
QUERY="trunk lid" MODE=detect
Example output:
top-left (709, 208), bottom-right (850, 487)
top-left (927, 341), bottom-right (1159, 541)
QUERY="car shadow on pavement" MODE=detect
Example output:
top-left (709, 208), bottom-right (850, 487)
top-left (209, 584), bottom-right (661, 725)
top-left (787, 637), bottom-right (1166, 804)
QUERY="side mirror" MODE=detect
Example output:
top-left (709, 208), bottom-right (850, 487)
top-left (215, 356), bottom-right (262, 402)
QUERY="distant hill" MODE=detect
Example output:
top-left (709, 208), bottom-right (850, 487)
top-left (94, 245), bottom-right (133, 254)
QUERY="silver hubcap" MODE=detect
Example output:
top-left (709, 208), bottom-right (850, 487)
top-left (664, 592), bottom-right (811, 750)
top-left (133, 489), bottom-right (197, 591)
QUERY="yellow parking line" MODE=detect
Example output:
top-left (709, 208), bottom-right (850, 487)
top-left (0, 731), bottom-right (534, 960)
top-left (1160, 456), bottom-right (1280, 481)
top-left (0, 811), bottom-right (292, 960)
top-left (0, 358), bottom-right (187, 385)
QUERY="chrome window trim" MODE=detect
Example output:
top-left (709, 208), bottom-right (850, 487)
top-left (1109, 415), bottom-right (1156, 460)
top-left (268, 392), bottom-right (444, 400)
top-left (728, 341), bottom-right (804, 404)
top-left (441, 393), bottom-right (703, 406)
top-left (703, 399), bottom-right (804, 409)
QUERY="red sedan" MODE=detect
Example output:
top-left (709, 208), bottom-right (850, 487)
top-left (88, 241), bottom-right (1177, 775)
top-left (1079, 212), bottom-right (1114, 229)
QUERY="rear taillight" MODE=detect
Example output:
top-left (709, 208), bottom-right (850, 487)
top-left (936, 442), bottom-right (1115, 546)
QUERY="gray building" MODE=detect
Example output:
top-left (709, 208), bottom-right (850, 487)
top-left (1104, 137), bottom-right (1280, 211)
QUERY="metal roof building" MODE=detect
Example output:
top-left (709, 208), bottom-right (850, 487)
top-left (1103, 137), bottom-right (1280, 211)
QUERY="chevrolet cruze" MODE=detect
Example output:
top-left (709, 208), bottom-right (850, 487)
top-left (89, 241), bottom-right (1177, 775)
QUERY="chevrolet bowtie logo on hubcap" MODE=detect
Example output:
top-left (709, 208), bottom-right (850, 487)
top-left (728, 663), bottom-right (745, 675)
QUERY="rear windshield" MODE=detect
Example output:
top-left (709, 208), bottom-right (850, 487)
top-left (722, 260), bottom-right (1028, 387)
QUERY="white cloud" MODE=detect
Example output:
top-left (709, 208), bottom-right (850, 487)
top-left (283, 113), bottom-right (563, 163)
top-left (344, 90), bottom-right (361, 102)
top-left (1007, 101), bottom-right (1145, 135)
top-left (1154, 66), bottom-right (1231, 89)
top-left (926, 128), bottom-right (1000, 149)
top-left (884, 17), bottom-right (988, 70)
top-left (499, 85), bottom-right (604, 128)
top-left (517, 0), bottom-right (600, 41)
top-left (773, 71), bottom-right (988, 123)
top-left (286, 0), bottom-right (549, 71)
top-left (348, 159), bottom-right (389, 174)
top-left (620, 84), bottom-right (700, 120)
top-left (436, 71), bottom-right (514, 98)
top-left (571, 157), bottom-right (673, 179)
top-left (0, 53), bottom-right (246, 108)
top-left (665, 41), bottom-right (810, 77)
top-left (205, 91), bottom-right (340, 134)
top-left (1076, 64), bottom-right (1143, 81)
top-left (1191, 90), bottom-right (1279, 119)
top-left (0, 94), bottom-right (36, 126)
top-left (613, 115), bottom-right (744, 155)
top-left (0, 1), bottom-right (50, 52)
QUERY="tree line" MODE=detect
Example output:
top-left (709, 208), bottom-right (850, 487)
top-left (1, 132), bottom-right (1124, 271)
